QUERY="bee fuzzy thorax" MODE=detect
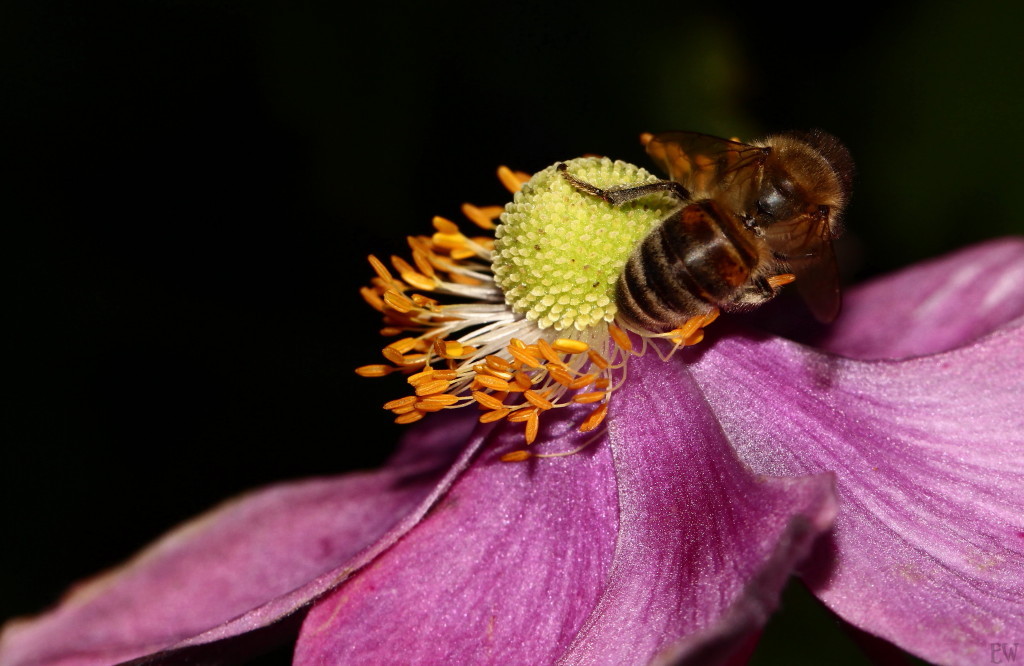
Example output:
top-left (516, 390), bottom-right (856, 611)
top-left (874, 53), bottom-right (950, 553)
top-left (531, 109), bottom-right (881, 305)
top-left (355, 157), bottom-right (722, 458)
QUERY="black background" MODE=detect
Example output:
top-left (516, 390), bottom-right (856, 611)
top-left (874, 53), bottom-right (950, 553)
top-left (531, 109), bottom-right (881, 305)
top-left (5, 1), bottom-right (1023, 663)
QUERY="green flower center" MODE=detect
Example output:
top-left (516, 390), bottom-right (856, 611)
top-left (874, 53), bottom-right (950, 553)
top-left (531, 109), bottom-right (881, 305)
top-left (492, 157), bottom-right (679, 331)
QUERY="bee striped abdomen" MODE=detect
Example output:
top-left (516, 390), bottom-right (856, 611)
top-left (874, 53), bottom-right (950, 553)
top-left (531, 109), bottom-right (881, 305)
top-left (615, 201), bottom-right (758, 333)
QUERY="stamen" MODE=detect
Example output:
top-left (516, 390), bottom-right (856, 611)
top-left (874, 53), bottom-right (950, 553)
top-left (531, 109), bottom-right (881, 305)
top-left (485, 355), bottom-right (513, 372)
top-left (481, 408), bottom-right (510, 423)
top-left (579, 403), bottom-right (609, 432)
top-left (536, 338), bottom-right (564, 366)
top-left (475, 375), bottom-right (511, 392)
top-left (569, 373), bottom-right (597, 390)
top-left (587, 349), bottom-right (611, 370)
top-left (414, 379), bottom-right (451, 396)
top-left (506, 407), bottom-right (536, 425)
top-left (768, 273), bottom-right (797, 289)
top-left (608, 323), bottom-right (633, 351)
top-left (552, 338), bottom-right (589, 354)
top-left (394, 411), bottom-right (425, 425)
top-left (508, 345), bottom-right (542, 369)
top-left (356, 364), bottom-right (396, 378)
top-left (461, 203), bottom-right (498, 230)
top-left (497, 166), bottom-right (528, 193)
top-left (431, 216), bottom-right (461, 235)
top-left (524, 389), bottom-right (555, 411)
top-left (572, 391), bottom-right (606, 404)
top-left (473, 391), bottom-right (505, 410)
top-left (368, 255), bottom-right (394, 282)
top-left (524, 410), bottom-right (540, 444)
top-left (383, 396), bottom-right (418, 410)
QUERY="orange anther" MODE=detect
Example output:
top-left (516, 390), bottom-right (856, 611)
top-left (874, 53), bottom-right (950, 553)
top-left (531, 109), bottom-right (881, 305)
top-left (360, 286), bottom-right (386, 312)
top-left (569, 373), bottom-right (597, 390)
top-left (485, 355), bottom-right (512, 372)
top-left (407, 368), bottom-right (435, 386)
top-left (383, 290), bottom-right (414, 313)
top-left (513, 371), bottom-right (534, 390)
top-left (355, 364), bottom-right (395, 378)
top-left (475, 375), bottom-right (511, 392)
top-left (525, 410), bottom-right (540, 444)
top-left (381, 347), bottom-right (408, 366)
top-left (497, 166), bottom-right (524, 193)
top-left (684, 330), bottom-right (705, 346)
top-left (579, 403), bottom-right (609, 432)
top-left (587, 349), bottom-right (611, 369)
top-left (394, 411), bottom-right (425, 425)
top-left (608, 323), bottom-right (633, 351)
top-left (536, 339), bottom-right (563, 366)
top-left (501, 450), bottom-right (532, 462)
top-left (474, 365), bottom-right (514, 381)
top-left (548, 366), bottom-right (575, 386)
top-left (524, 390), bottom-right (555, 411)
top-left (411, 249), bottom-right (436, 278)
top-left (768, 273), bottom-right (796, 288)
top-left (508, 345), bottom-right (542, 369)
top-left (387, 337), bottom-right (419, 354)
top-left (431, 216), bottom-right (460, 235)
top-left (445, 341), bottom-right (466, 357)
top-left (383, 396), bottom-right (417, 410)
top-left (417, 394), bottom-right (460, 408)
top-left (414, 379), bottom-right (450, 396)
top-left (368, 254), bottom-right (393, 282)
top-left (552, 338), bottom-right (589, 354)
top-left (480, 408), bottom-right (510, 423)
top-left (572, 391), bottom-right (606, 404)
top-left (461, 203), bottom-right (497, 230)
top-left (507, 407), bottom-right (537, 423)
top-left (472, 391), bottom-right (506, 410)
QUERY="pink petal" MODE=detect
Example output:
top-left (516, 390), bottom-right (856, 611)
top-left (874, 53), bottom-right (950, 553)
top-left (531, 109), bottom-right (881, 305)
top-left (296, 357), bottom-right (837, 665)
top-left (560, 354), bottom-right (837, 665)
top-left (820, 237), bottom-right (1024, 359)
top-left (0, 412), bottom-right (480, 666)
top-left (689, 322), bottom-right (1024, 665)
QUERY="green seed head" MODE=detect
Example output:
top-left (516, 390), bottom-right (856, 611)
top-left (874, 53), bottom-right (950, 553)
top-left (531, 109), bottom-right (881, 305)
top-left (492, 157), bottom-right (679, 331)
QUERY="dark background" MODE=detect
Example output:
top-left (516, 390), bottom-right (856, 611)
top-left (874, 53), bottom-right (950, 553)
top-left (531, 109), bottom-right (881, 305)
top-left (5, 1), bottom-right (1023, 663)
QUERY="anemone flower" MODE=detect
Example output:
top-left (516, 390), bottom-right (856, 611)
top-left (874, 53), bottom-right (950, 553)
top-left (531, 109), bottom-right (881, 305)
top-left (2, 153), bottom-right (1023, 666)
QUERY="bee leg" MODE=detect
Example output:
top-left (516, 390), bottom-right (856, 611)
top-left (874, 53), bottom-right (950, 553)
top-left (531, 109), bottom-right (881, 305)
top-left (557, 163), bottom-right (691, 205)
top-left (724, 276), bottom-right (778, 310)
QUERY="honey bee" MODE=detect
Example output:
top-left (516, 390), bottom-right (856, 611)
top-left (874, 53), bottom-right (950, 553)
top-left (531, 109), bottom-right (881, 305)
top-left (558, 130), bottom-right (854, 331)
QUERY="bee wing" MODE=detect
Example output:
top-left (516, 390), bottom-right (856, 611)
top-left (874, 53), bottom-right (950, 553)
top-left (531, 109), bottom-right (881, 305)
top-left (763, 211), bottom-right (842, 323)
top-left (644, 131), bottom-right (769, 208)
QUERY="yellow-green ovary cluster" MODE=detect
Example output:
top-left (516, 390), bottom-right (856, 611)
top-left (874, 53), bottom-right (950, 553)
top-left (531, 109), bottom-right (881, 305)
top-left (492, 157), bottom-right (679, 331)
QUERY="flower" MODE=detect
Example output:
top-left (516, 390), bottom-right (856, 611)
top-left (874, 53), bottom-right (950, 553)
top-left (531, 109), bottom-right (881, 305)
top-left (3, 152), bottom-right (1023, 665)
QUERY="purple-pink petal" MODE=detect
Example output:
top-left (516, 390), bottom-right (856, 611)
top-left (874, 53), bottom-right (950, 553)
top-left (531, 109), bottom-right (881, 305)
top-left (295, 357), bottom-right (837, 665)
top-left (560, 351), bottom-right (837, 665)
top-left (0, 413), bottom-right (479, 666)
top-left (688, 319), bottom-right (1024, 665)
top-left (819, 237), bottom-right (1024, 359)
